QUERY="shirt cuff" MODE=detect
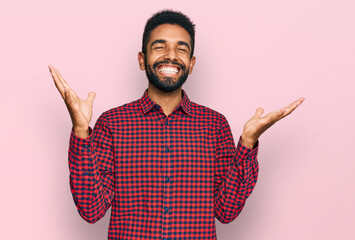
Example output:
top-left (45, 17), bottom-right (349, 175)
top-left (236, 136), bottom-right (259, 168)
top-left (69, 127), bottom-right (93, 155)
top-left (69, 127), bottom-right (97, 176)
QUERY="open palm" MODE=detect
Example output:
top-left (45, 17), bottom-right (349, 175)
top-left (49, 65), bottom-right (95, 137)
top-left (241, 97), bottom-right (305, 148)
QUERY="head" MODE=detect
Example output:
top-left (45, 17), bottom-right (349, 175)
top-left (138, 10), bottom-right (196, 92)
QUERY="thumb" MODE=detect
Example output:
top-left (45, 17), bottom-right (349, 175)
top-left (254, 107), bottom-right (264, 118)
top-left (86, 91), bottom-right (96, 103)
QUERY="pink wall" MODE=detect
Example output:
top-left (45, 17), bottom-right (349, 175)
top-left (1, 0), bottom-right (354, 239)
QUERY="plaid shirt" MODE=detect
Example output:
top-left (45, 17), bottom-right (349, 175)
top-left (69, 89), bottom-right (259, 240)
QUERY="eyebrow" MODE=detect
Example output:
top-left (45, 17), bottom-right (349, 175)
top-left (150, 39), bottom-right (166, 48)
top-left (177, 41), bottom-right (191, 51)
top-left (150, 39), bottom-right (191, 51)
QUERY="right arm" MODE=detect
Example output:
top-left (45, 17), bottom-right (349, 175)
top-left (49, 65), bottom-right (114, 223)
top-left (68, 116), bottom-right (115, 223)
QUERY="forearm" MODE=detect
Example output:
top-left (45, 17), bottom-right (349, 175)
top-left (69, 128), bottom-right (114, 223)
top-left (214, 139), bottom-right (259, 224)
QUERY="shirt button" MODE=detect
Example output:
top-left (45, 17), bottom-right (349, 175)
top-left (83, 144), bottom-right (89, 149)
top-left (165, 177), bottom-right (170, 183)
top-left (165, 121), bottom-right (169, 126)
top-left (165, 147), bottom-right (170, 153)
top-left (163, 238), bottom-right (167, 240)
top-left (164, 207), bottom-right (169, 213)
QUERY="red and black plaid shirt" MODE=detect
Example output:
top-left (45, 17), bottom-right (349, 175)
top-left (69, 89), bottom-right (259, 240)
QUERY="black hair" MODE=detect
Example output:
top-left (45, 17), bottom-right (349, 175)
top-left (142, 10), bottom-right (195, 58)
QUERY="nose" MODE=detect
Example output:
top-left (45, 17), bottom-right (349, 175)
top-left (163, 47), bottom-right (178, 62)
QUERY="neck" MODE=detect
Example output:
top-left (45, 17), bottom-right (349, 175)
top-left (148, 83), bottom-right (182, 116)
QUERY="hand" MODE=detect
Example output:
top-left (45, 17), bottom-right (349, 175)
top-left (49, 65), bottom-right (96, 138)
top-left (241, 97), bottom-right (305, 149)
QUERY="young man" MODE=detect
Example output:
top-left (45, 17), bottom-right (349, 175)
top-left (49, 10), bottom-right (304, 240)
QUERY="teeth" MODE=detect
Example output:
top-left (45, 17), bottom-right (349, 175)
top-left (158, 67), bottom-right (179, 73)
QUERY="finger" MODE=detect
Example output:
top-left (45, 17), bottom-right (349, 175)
top-left (86, 91), bottom-right (96, 103)
top-left (254, 107), bottom-right (264, 118)
top-left (262, 108), bottom-right (285, 124)
top-left (283, 97), bottom-right (305, 111)
top-left (259, 97), bottom-right (304, 128)
top-left (261, 97), bottom-right (301, 121)
top-left (53, 67), bottom-right (79, 99)
top-left (53, 67), bottom-right (71, 91)
top-left (278, 97), bottom-right (305, 120)
top-left (49, 65), bottom-right (73, 98)
top-left (49, 65), bottom-right (66, 98)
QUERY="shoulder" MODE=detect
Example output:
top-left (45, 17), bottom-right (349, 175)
top-left (189, 101), bottom-right (228, 125)
top-left (97, 99), bottom-right (142, 124)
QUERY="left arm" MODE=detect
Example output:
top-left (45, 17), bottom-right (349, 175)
top-left (214, 97), bottom-right (305, 223)
top-left (214, 117), bottom-right (259, 224)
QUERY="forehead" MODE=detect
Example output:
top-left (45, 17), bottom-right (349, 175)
top-left (149, 24), bottom-right (191, 45)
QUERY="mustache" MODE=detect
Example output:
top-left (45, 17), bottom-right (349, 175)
top-left (152, 61), bottom-right (186, 71)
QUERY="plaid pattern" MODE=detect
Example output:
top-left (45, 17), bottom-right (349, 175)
top-left (69, 89), bottom-right (259, 240)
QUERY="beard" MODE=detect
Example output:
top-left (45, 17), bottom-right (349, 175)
top-left (145, 60), bottom-right (189, 93)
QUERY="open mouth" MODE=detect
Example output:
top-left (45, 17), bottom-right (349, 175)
top-left (157, 64), bottom-right (181, 77)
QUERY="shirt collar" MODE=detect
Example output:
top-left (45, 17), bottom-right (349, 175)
top-left (139, 89), bottom-right (192, 116)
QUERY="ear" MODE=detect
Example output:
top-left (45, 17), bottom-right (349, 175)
top-left (188, 56), bottom-right (196, 74)
top-left (138, 52), bottom-right (146, 70)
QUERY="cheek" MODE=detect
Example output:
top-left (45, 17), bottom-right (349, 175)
top-left (148, 57), bottom-right (161, 67)
top-left (145, 52), bottom-right (157, 64)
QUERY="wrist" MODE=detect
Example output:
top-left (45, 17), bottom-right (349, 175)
top-left (241, 134), bottom-right (257, 149)
top-left (73, 126), bottom-right (90, 139)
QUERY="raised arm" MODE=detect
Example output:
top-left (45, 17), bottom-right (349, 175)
top-left (214, 97), bottom-right (304, 223)
top-left (49, 66), bottom-right (114, 223)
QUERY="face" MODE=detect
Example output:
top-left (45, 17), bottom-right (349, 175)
top-left (138, 24), bottom-right (196, 92)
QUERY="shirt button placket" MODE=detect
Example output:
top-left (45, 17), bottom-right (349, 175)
top-left (162, 117), bottom-right (171, 240)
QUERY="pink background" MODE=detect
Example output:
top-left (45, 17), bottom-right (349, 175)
top-left (1, 0), bottom-right (354, 239)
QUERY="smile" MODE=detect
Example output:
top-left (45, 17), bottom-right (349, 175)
top-left (157, 65), bottom-right (181, 76)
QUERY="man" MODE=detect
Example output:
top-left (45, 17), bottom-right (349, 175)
top-left (49, 10), bottom-right (304, 240)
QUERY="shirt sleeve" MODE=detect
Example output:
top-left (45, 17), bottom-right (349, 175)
top-left (214, 116), bottom-right (259, 224)
top-left (68, 114), bottom-right (115, 223)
